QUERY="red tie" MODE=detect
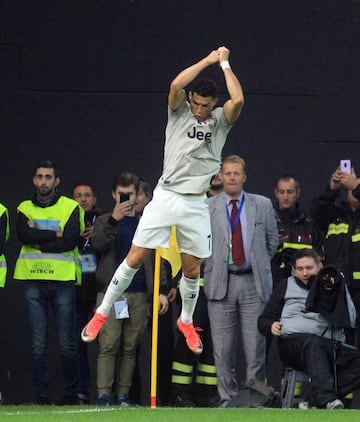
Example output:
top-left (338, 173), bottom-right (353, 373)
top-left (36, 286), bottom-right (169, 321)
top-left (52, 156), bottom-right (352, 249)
top-left (231, 199), bottom-right (245, 266)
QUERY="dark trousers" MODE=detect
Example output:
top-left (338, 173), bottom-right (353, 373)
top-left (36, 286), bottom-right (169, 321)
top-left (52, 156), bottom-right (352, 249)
top-left (347, 289), bottom-right (360, 347)
top-left (75, 298), bottom-right (95, 396)
top-left (171, 288), bottom-right (218, 405)
top-left (74, 274), bottom-right (97, 397)
top-left (278, 333), bottom-right (360, 407)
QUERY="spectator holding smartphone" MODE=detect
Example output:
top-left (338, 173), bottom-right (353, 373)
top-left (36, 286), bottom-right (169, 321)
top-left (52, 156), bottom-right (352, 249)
top-left (92, 173), bottom-right (169, 406)
top-left (311, 163), bottom-right (360, 347)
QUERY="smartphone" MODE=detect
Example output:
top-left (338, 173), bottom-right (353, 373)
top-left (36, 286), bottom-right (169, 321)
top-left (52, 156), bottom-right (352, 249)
top-left (120, 193), bottom-right (130, 203)
top-left (340, 159), bottom-right (351, 174)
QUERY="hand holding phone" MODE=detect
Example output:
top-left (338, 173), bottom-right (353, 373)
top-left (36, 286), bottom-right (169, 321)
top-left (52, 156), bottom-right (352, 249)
top-left (278, 228), bottom-right (288, 245)
top-left (120, 193), bottom-right (130, 203)
top-left (112, 192), bottom-right (131, 221)
top-left (340, 159), bottom-right (351, 174)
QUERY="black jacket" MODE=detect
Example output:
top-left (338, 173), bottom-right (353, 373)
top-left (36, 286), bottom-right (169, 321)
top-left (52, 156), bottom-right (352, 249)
top-left (310, 185), bottom-right (360, 290)
top-left (271, 204), bottom-right (323, 286)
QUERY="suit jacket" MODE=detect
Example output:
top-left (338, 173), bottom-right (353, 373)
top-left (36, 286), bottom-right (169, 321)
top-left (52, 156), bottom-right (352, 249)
top-left (204, 191), bottom-right (278, 303)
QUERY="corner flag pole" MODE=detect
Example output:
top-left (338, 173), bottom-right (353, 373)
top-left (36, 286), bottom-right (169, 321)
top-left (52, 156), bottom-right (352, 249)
top-left (150, 249), bottom-right (161, 408)
top-left (151, 227), bottom-right (181, 408)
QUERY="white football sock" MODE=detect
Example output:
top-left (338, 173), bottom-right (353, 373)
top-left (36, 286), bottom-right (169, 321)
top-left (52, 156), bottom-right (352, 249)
top-left (97, 259), bottom-right (138, 316)
top-left (179, 275), bottom-right (199, 324)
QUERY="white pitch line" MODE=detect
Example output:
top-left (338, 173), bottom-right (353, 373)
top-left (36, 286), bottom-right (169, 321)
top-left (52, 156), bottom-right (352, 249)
top-left (5, 406), bottom-right (138, 416)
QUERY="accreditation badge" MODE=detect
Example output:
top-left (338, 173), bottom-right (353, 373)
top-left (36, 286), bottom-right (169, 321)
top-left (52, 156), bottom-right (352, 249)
top-left (228, 235), bottom-right (234, 265)
top-left (114, 297), bottom-right (129, 320)
top-left (80, 251), bottom-right (97, 273)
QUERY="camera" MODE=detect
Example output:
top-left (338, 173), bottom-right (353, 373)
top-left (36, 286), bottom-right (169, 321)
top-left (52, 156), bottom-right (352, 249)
top-left (317, 265), bottom-right (343, 292)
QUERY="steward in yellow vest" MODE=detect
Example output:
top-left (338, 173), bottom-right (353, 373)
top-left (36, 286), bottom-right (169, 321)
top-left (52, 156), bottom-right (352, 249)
top-left (14, 195), bottom-right (84, 284)
top-left (0, 203), bottom-right (10, 287)
top-left (13, 160), bottom-right (85, 405)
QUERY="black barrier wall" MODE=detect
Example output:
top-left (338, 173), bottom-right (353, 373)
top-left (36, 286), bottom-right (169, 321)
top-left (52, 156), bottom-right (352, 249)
top-left (0, 0), bottom-right (359, 404)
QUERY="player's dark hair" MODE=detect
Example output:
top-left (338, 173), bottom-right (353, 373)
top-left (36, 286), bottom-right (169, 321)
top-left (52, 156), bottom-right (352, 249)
top-left (191, 78), bottom-right (218, 99)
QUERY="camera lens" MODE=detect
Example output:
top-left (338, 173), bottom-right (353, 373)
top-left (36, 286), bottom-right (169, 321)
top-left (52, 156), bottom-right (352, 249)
top-left (319, 266), bottom-right (341, 291)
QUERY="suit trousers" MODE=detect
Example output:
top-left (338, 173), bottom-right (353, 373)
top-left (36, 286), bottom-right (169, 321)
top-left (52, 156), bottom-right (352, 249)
top-left (207, 273), bottom-right (266, 403)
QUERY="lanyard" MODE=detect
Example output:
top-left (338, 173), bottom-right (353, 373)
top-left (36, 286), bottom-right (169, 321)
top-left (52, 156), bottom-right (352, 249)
top-left (84, 214), bottom-right (97, 248)
top-left (226, 195), bottom-right (245, 233)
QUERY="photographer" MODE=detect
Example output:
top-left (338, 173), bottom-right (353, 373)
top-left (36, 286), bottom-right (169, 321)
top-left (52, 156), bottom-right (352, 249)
top-left (258, 249), bottom-right (360, 409)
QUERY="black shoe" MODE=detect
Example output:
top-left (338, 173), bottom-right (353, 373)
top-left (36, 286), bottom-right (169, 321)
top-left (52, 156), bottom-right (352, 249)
top-left (172, 395), bottom-right (196, 407)
top-left (96, 394), bottom-right (110, 406)
top-left (115, 394), bottom-right (138, 407)
top-left (196, 391), bottom-right (220, 407)
top-left (196, 397), bottom-right (220, 407)
top-left (77, 393), bottom-right (91, 405)
top-left (342, 397), bottom-right (353, 409)
top-left (34, 395), bottom-right (52, 405)
top-left (57, 394), bottom-right (79, 405)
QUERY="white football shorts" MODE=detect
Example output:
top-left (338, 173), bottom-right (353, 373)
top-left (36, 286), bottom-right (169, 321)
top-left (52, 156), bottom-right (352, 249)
top-left (132, 186), bottom-right (212, 258)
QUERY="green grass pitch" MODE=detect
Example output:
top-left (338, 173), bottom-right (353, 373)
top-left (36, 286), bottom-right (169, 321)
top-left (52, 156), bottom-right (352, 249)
top-left (1, 406), bottom-right (360, 421)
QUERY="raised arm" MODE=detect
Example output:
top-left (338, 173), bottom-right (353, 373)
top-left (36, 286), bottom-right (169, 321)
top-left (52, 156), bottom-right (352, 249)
top-left (218, 47), bottom-right (244, 125)
top-left (168, 49), bottom-right (221, 111)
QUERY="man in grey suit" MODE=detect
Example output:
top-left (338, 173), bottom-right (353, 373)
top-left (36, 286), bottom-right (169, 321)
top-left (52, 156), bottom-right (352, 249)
top-left (204, 155), bottom-right (278, 406)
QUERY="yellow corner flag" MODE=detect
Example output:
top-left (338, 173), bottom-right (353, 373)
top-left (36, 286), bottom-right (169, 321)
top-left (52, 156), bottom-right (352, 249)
top-left (150, 226), bottom-right (182, 408)
top-left (157, 226), bottom-right (182, 277)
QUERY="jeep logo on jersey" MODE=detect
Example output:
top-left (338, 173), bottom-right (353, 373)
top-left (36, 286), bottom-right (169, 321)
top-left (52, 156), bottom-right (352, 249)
top-left (30, 262), bottom-right (55, 275)
top-left (187, 127), bottom-right (212, 143)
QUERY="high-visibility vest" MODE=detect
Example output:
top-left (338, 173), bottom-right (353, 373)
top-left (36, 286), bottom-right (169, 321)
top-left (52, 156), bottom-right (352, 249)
top-left (0, 204), bottom-right (10, 288)
top-left (326, 222), bottom-right (349, 238)
top-left (14, 197), bottom-right (84, 284)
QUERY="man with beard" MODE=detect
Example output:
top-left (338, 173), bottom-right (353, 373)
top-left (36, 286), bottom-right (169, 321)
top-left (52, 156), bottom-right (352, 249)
top-left (14, 160), bottom-right (84, 405)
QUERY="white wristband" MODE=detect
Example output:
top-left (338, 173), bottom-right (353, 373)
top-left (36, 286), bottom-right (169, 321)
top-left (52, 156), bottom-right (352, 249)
top-left (220, 60), bottom-right (231, 70)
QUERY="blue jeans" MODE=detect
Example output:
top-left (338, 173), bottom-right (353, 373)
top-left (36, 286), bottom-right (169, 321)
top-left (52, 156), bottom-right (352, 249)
top-left (24, 281), bottom-right (78, 398)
